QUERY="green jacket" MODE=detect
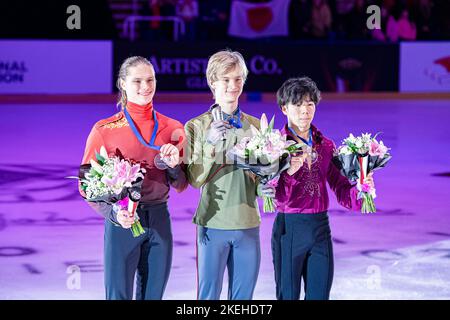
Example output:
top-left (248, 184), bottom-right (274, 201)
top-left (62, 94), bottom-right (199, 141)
top-left (185, 109), bottom-right (261, 229)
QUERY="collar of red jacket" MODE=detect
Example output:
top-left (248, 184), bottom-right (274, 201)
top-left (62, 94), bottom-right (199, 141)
top-left (125, 101), bottom-right (154, 121)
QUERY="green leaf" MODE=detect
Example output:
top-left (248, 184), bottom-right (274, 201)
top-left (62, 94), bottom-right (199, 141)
top-left (95, 152), bottom-right (105, 165)
top-left (286, 145), bottom-right (297, 153)
top-left (286, 143), bottom-right (303, 154)
top-left (90, 168), bottom-right (102, 177)
top-left (346, 141), bottom-right (359, 153)
top-left (268, 115), bottom-right (275, 131)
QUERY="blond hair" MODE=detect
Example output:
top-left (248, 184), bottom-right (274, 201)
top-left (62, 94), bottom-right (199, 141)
top-left (206, 50), bottom-right (249, 95)
top-left (116, 56), bottom-right (154, 109)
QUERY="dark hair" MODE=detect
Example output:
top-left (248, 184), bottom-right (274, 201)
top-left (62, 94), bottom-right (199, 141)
top-left (276, 77), bottom-right (321, 109)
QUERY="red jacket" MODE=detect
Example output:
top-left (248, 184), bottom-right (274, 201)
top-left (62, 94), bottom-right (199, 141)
top-left (81, 101), bottom-right (188, 213)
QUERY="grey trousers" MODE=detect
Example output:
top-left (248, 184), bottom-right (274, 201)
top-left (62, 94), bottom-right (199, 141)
top-left (197, 226), bottom-right (261, 300)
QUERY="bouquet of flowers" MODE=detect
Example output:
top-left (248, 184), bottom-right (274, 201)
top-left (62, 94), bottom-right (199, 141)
top-left (226, 114), bottom-right (303, 212)
top-left (333, 133), bottom-right (391, 213)
top-left (79, 146), bottom-right (146, 237)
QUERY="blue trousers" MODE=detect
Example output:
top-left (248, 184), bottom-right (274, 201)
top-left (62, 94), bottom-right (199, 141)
top-left (271, 212), bottom-right (334, 300)
top-left (104, 202), bottom-right (172, 300)
top-left (197, 226), bottom-right (260, 300)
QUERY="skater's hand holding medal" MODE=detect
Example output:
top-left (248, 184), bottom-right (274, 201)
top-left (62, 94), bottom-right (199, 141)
top-left (287, 155), bottom-right (305, 175)
top-left (155, 143), bottom-right (180, 169)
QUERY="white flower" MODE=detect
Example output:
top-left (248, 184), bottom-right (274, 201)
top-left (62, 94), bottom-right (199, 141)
top-left (229, 113), bottom-right (298, 168)
top-left (100, 145), bottom-right (108, 159)
top-left (355, 138), bottom-right (363, 149)
top-left (82, 154), bottom-right (146, 200)
top-left (346, 133), bottom-right (356, 144)
top-left (339, 145), bottom-right (352, 155)
top-left (90, 159), bottom-right (103, 174)
top-left (250, 124), bottom-right (260, 137)
top-left (361, 133), bottom-right (372, 141)
top-left (260, 113), bottom-right (268, 133)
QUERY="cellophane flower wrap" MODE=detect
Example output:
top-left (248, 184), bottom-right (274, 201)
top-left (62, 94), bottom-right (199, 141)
top-left (226, 114), bottom-right (304, 212)
top-left (79, 146), bottom-right (146, 237)
top-left (332, 133), bottom-right (392, 213)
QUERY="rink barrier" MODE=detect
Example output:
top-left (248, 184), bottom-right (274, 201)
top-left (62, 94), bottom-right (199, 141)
top-left (1, 92), bottom-right (450, 104)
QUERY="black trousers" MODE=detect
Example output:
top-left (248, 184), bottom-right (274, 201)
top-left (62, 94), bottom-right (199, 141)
top-left (103, 202), bottom-right (172, 300)
top-left (271, 211), bottom-right (334, 300)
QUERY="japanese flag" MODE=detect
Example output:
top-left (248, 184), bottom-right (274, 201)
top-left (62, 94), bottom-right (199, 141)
top-left (228, 0), bottom-right (290, 39)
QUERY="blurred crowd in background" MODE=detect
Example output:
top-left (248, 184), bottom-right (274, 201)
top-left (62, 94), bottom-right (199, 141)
top-left (0, 0), bottom-right (449, 41)
top-left (139, 0), bottom-right (450, 41)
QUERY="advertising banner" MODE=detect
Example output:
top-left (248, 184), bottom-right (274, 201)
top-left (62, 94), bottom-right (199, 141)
top-left (114, 41), bottom-right (398, 92)
top-left (0, 40), bottom-right (112, 94)
top-left (400, 42), bottom-right (450, 92)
